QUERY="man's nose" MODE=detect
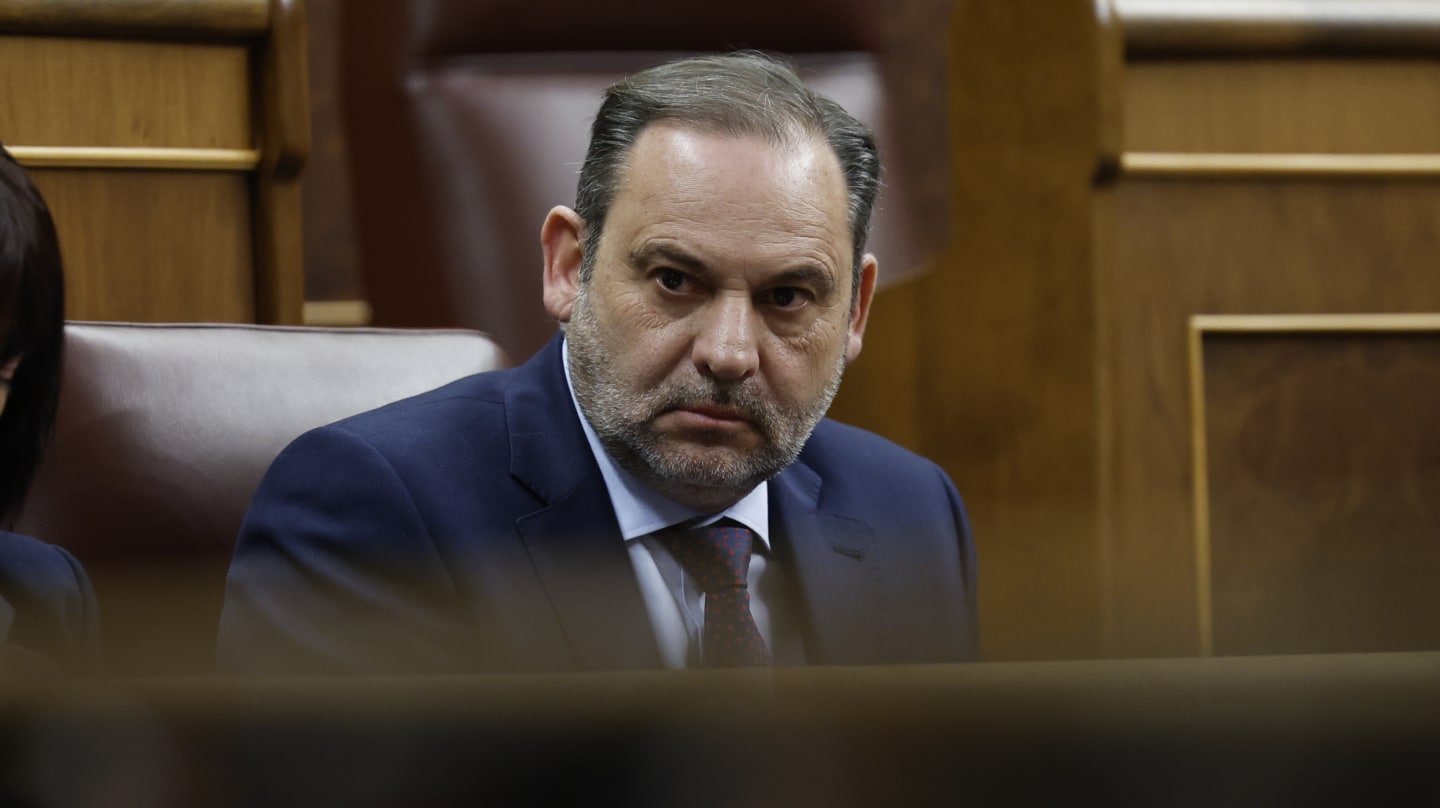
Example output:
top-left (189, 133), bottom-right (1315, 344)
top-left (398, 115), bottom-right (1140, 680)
top-left (693, 294), bottom-right (759, 382)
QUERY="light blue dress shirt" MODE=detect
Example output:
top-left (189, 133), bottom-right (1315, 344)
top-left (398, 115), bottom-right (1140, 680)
top-left (562, 339), bottom-right (800, 668)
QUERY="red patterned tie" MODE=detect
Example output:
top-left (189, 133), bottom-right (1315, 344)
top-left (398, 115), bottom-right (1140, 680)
top-left (659, 522), bottom-right (771, 667)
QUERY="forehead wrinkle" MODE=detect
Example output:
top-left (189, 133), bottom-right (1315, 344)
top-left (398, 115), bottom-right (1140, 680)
top-left (628, 184), bottom-right (848, 270)
top-left (607, 126), bottom-right (853, 284)
top-left (627, 125), bottom-right (839, 203)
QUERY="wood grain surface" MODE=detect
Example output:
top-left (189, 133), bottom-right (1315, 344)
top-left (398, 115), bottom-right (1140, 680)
top-left (0, 35), bottom-right (251, 149)
top-left (31, 169), bottom-right (255, 323)
top-left (0, 0), bottom-right (268, 38)
top-left (1201, 331), bottom-right (1440, 655)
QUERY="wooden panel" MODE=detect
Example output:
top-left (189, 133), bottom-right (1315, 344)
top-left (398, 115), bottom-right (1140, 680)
top-left (300, 0), bottom-right (363, 302)
top-left (1125, 60), bottom-right (1440, 154)
top-left (0, 35), bottom-right (251, 148)
top-left (303, 300), bottom-right (373, 326)
top-left (827, 280), bottom-right (923, 453)
top-left (940, 0), bottom-right (1440, 662)
top-left (0, 0), bottom-right (307, 326)
top-left (0, 0), bottom-right (269, 37)
top-left (1200, 330), bottom-right (1440, 655)
top-left (1117, 0), bottom-right (1440, 55)
top-left (31, 169), bottom-right (254, 322)
top-left (1099, 180), bottom-right (1440, 656)
top-left (252, 0), bottom-right (310, 324)
top-left (1121, 152), bottom-right (1440, 180)
top-left (940, 0), bottom-right (1110, 661)
top-left (9, 146), bottom-right (260, 170)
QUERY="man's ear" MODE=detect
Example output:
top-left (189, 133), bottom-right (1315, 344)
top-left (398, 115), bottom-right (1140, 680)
top-left (845, 253), bottom-right (879, 363)
top-left (541, 206), bottom-right (587, 323)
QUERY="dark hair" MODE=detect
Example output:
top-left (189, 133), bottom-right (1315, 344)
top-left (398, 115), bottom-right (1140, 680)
top-left (0, 145), bottom-right (65, 523)
top-left (574, 52), bottom-right (881, 301)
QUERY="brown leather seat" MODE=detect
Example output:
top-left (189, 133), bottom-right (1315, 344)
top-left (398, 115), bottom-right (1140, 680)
top-left (14, 322), bottom-right (506, 675)
top-left (340, 0), bottom-right (945, 361)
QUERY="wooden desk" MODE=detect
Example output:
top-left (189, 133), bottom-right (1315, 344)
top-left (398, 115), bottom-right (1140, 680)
top-left (2, 653), bottom-right (1436, 805)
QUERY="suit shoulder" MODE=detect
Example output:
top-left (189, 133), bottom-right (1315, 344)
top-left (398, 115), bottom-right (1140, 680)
top-left (339, 367), bottom-right (512, 427)
top-left (0, 531), bottom-right (101, 674)
top-left (0, 531), bottom-right (91, 601)
top-left (284, 367), bottom-right (516, 458)
top-left (257, 366), bottom-right (521, 502)
top-left (798, 418), bottom-right (962, 512)
top-left (804, 418), bottom-right (946, 477)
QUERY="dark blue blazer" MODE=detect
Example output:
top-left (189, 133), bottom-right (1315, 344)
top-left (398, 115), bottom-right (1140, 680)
top-left (0, 531), bottom-right (102, 675)
top-left (218, 335), bottom-right (977, 674)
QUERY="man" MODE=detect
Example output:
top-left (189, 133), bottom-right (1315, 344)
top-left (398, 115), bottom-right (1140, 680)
top-left (218, 53), bottom-right (977, 674)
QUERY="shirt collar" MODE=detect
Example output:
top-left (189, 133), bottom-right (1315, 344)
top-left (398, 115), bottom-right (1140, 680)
top-left (562, 337), bottom-right (770, 548)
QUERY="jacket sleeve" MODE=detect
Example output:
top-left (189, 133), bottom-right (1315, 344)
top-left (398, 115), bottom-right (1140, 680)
top-left (52, 544), bottom-right (104, 674)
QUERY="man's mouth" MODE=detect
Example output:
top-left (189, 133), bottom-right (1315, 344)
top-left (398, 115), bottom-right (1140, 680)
top-left (673, 403), bottom-right (748, 423)
top-left (665, 403), bottom-right (754, 430)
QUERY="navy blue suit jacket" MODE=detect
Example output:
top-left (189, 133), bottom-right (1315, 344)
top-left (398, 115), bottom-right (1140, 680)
top-left (218, 335), bottom-right (977, 674)
top-left (0, 531), bottom-right (102, 675)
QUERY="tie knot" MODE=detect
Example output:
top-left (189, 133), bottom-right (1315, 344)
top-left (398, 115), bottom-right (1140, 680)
top-left (660, 522), bottom-right (754, 595)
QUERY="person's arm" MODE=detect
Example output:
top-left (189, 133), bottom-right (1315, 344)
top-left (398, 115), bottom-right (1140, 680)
top-left (50, 544), bottom-right (103, 674)
top-left (217, 425), bottom-right (475, 675)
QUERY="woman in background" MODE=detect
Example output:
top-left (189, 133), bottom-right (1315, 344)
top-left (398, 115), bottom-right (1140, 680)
top-left (0, 144), bottom-right (101, 674)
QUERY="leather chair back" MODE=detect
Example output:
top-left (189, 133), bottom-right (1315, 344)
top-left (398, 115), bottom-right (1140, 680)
top-left (341, 0), bottom-right (943, 360)
top-left (14, 322), bottom-right (506, 675)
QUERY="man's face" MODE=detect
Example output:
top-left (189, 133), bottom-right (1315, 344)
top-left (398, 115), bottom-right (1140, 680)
top-left (543, 124), bottom-right (877, 512)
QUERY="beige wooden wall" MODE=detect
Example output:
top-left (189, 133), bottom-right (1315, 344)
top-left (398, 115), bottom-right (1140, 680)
top-left (919, 0), bottom-right (1440, 661)
top-left (0, 0), bottom-right (309, 326)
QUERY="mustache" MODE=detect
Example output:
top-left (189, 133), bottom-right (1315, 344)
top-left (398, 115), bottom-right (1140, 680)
top-left (646, 379), bottom-right (775, 424)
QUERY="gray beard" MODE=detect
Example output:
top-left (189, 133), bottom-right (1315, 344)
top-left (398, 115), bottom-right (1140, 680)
top-left (566, 286), bottom-right (846, 511)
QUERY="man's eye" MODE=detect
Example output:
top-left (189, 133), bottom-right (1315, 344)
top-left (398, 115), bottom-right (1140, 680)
top-left (767, 287), bottom-right (806, 309)
top-left (657, 268), bottom-right (687, 291)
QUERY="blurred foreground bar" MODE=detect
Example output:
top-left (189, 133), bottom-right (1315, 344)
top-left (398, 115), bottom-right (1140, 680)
top-left (1, 652), bottom-right (1437, 806)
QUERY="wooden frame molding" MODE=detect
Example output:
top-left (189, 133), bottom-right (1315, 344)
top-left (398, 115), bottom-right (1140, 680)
top-left (252, 0), bottom-right (310, 325)
top-left (0, 0), bottom-right (268, 38)
top-left (1117, 0), bottom-right (1440, 55)
top-left (301, 300), bottom-right (374, 328)
top-left (2, 0), bottom-right (307, 325)
top-left (1188, 313), bottom-right (1440, 656)
top-left (1193, 313), bottom-right (1440, 333)
top-left (1123, 153), bottom-right (1440, 180)
top-left (1186, 319), bottom-right (1215, 657)
top-left (8, 146), bottom-right (261, 172)
top-left (1094, 0), bottom-right (1127, 181)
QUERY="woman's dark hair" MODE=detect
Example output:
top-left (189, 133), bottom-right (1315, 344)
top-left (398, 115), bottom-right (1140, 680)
top-left (0, 144), bottom-right (65, 523)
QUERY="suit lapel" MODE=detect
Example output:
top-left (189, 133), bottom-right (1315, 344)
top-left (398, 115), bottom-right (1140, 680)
top-left (771, 461), bottom-right (886, 665)
top-left (506, 337), bottom-right (659, 671)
